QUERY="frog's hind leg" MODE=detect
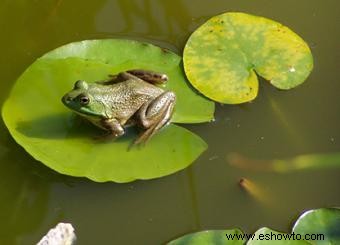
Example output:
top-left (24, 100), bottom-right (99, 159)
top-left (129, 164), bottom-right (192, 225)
top-left (113, 70), bottom-right (168, 85)
top-left (95, 74), bottom-right (121, 85)
top-left (134, 91), bottom-right (176, 145)
top-left (126, 69), bottom-right (168, 85)
top-left (97, 70), bottom-right (146, 85)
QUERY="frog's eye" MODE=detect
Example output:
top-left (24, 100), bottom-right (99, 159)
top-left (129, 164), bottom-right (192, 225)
top-left (79, 96), bottom-right (90, 105)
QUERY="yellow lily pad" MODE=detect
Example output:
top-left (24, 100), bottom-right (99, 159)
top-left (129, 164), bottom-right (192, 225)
top-left (184, 12), bottom-right (313, 104)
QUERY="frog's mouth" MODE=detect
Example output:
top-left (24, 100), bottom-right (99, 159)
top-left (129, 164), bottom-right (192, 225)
top-left (75, 108), bottom-right (103, 117)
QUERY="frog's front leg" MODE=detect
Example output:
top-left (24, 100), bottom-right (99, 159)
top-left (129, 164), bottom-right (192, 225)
top-left (100, 118), bottom-right (125, 138)
top-left (135, 91), bottom-right (176, 144)
top-left (119, 70), bottom-right (168, 85)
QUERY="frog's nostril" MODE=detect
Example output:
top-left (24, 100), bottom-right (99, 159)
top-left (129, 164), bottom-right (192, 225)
top-left (62, 95), bottom-right (71, 103)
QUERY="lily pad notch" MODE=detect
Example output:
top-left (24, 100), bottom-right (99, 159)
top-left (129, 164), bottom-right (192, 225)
top-left (183, 12), bottom-right (314, 104)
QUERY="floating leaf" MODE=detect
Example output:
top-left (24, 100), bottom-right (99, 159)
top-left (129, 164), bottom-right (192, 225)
top-left (168, 229), bottom-right (245, 245)
top-left (167, 208), bottom-right (340, 245)
top-left (184, 12), bottom-right (313, 104)
top-left (293, 208), bottom-right (340, 245)
top-left (42, 39), bottom-right (215, 123)
top-left (248, 227), bottom-right (310, 245)
top-left (2, 40), bottom-right (210, 182)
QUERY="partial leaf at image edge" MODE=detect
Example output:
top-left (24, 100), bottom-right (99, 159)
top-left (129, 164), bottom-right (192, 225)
top-left (293, 208), bottom-right (340, 245)
top-left (167, 229), bottom-right (245, 245)
top-left (247, 227), bottom-right (311, 245)
top-left (167, 208), bottom-right (340, 245)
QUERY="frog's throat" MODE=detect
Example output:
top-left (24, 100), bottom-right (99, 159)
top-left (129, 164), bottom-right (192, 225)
top-left (74, 108), bottom-right (103, 118)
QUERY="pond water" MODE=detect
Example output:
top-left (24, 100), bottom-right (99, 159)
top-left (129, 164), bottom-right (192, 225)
top-left (0, 0), bottom-right (339, 244)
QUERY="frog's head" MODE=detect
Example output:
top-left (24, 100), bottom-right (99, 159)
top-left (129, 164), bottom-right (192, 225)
top-left (62, 80), bottom-right (107, 118)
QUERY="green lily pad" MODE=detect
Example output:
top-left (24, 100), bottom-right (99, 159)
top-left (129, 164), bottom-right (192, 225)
top-left (2, 40), bottom-right (210, 182)
top-left (168, 229), bottom-right (245, 245)
top-left (247, 227), bottom-right (311, 245)
top-left (167, 208), bottom-right (340, 245)
top-left (184, 12), bottom-right (313, 104)
top-left (42, 39), bottom-right (215, 123)
top-left (293, 208), bottom-right (340, 245)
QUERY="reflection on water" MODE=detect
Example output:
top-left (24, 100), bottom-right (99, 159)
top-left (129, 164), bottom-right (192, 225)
top-left (0, 121), bottom-right (78, 244)
top-left (0, 131), bottom-right (48, 244)
top-left (228, 152), bottom-right (340, 173)
top-left (238, 178), bottom-right (272, 206)
top-left (96, 0), bottom-right (193, 49)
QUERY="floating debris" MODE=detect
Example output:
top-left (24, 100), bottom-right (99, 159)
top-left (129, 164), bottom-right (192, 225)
top-left (37, 223), bottom-right (76, 245)
top-left (239, 178), bottom-right (271, 205)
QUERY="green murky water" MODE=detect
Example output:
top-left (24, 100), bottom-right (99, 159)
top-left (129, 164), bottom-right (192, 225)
top-left (0, 0), bottom-right (339, 244)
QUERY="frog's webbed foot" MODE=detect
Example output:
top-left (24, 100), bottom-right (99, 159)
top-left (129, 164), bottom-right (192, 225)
top-left (94, 118), bottom-right (125, 142)
top-left (134, 91), bottom-right (176, 145)
top-left (93, 131), bottom-right (117, 142)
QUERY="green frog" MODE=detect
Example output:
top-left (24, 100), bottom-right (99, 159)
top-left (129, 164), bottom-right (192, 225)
top-left (62, 70), bottom-right (176, 144)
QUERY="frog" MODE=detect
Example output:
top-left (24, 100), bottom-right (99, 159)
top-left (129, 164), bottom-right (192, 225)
top-left (62, 69), bottom-right (176, 144)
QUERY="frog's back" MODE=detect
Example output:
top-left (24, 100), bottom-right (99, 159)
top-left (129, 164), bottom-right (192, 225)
top-left (89, 79), bottom-right (164, 120)
top-left (121, 78), bottom-right (164, 97)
